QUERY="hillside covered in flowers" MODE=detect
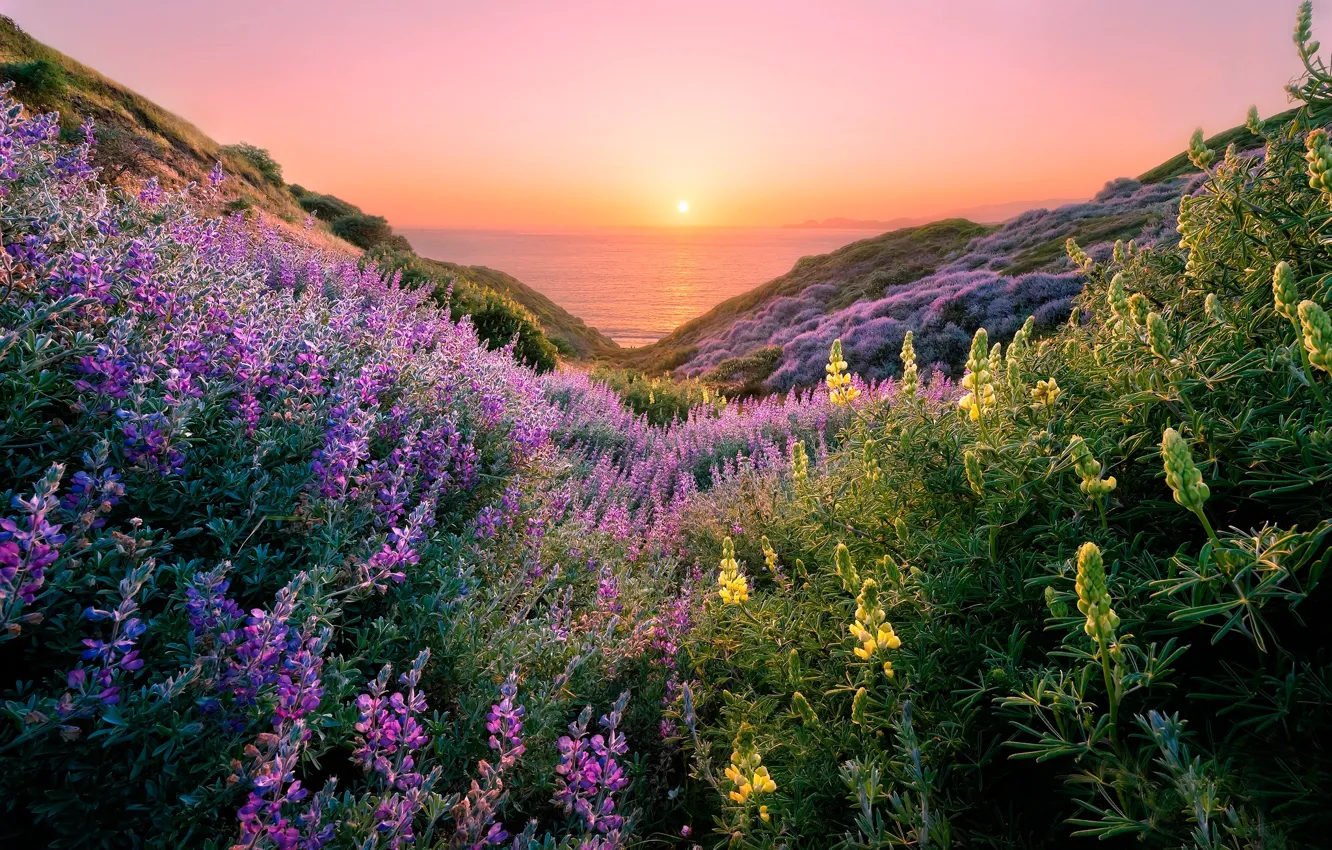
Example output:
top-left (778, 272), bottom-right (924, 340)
top-left (5, 4), bottom-right (1332, 850)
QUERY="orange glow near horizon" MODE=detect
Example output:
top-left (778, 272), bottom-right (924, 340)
top-left (7, 0), bottom-right (1305, 229)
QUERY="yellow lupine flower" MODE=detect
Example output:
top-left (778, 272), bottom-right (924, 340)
top-left (759, 805), bottom-right (771, 822)
top-left (791, 440), bottom-right (808, 483)
top-left (849, 578), bottom-right (901, 663)
top-left (761, 536), bottom-right (779, 574)
top-left (958, 328), bottom-right (997, 423)
top-left (725, 727), bottom-right (776, 805)
top-left (826, 338), bottom-right (861, 405)
top-left (898, 331), bottom-right (918, 399)
top-left (1031, 377), bottom-right (1061, 407)
top-left (717, 536), bottom-right (749, 605)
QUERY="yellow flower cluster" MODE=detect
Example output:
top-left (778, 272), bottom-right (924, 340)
top-left (958, 328), bottom-right (996, 423)
top-left (761, 535), bottom-right (779, 574)
top-left (825, 338), bottom-right (861, 406)
top-left (1068, 435), bottom-right (1117, 498)
top-left (1065, 237), bottom-right (1093, 271)
top-left (717, 536), bottom-right (749, 605)
top-left (1161, 428), bottom-right (1209, 515)
top-left (898, 331), bottom-right (918, 399)
top-left (725, 727), bottom-right (776, 804)
top-left (1075, 541), bottom-right (1119, 647)
top-left (1299, 299), bottom-right (1332, 373)
top-left (1031, 377), bottom-right (1061, 407)
top-left (848, 578), bottom-right (901, 675)
top-left (1188, 127), bottom-right (1215, 171)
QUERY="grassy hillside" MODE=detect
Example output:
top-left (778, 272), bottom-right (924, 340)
top-left (611, 219), bottom-right (991, 375)
top-left (0, 14), bottom-right (607, 360)
top-left (423, 259), bottom-right (616, 357)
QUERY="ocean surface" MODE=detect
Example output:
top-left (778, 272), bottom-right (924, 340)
top-left (400, 227), bottom-right (883, 347)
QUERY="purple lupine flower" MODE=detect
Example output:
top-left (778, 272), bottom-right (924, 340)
top-left (60, 443), bottom-right (124, 534)
top-left (352, 650), bottom-right (433, 848)
top-left (0, 464), bottom-right (66, 637)
top-left (60, 562), bottom-right (152, 716)
top-left (184, 566), bottom-right (244, 638)
top-left (208, 160), bottom-right (226, 186)
top-left (553, 692), bottom-right (632, 843)
top-left (452, 671), bottom-right (526, 849)
top-left (485, 671), bottom-right (525, 767)
top-left (473, 506), bottom-right (501, 540)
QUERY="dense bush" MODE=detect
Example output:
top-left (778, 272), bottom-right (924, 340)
top-left (370, 246), bottom-right (561, 372)
top-left (291, 187), bottom-right (364, 222)
top-left (587, 365), bottom-right (723, 425)
top-left (0, 58), bottom-right (66, 105)
top-left (220, 142), bottom-right (285, 186)
top-left (331, 212), bottom-right (395, 250)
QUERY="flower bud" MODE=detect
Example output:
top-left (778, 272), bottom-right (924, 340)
top-left (851, 686), bottom-right (869, 726)
top-left (1273, 261), bottom-right (1299, 321)
top-left (1161, 427), bottom-right (1210, 514)
top-left (1299, 299), bottom-right (1332, 373)
top-left (1147, 311), bottom-right (1171, 359)
top-left (834, 542), bottom-right (858, 593)
top-left (1044, 585), bottom-right (1069, 619)
top-left (1246, 105), bottom-right (1264, 136)
top-left (1188, 128), bottom-right (1215, 170)
top-left (1306, 129), bottom-right (1332, 195)
top-left (964, 449), bottom-right (984, 496)
top-left (1074, 541), bottom-right (1119, 646)
top-left (791, 691), bottom-right (818, 725)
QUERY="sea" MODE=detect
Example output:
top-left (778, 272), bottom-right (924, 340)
top-left (400, 227), bottom-right (883, 347)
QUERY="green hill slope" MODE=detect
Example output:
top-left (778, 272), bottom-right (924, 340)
top-left (0, 14), bottom-right (613, 358)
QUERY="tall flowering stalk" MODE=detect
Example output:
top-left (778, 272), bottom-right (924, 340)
top-left (1074, 542), bottom-right (1121, 739)
top-left (0, 463), bottom-right (66, 639)
top-left (898, 331), bottom-right (918, 400)
top-left (1161, 428), bottom-right (1216, 544)
top-left (1067, 436), bottom-right (1116, 528)
top-left (825, 338), bottom-right (860, 406)
top-left (848, 578), bottom-right (902, 679)
top-left (957, 328), bottom-right (996, 437)
top-left (451, 671), bottom-right (525, 849)
top-left (716, 536), bottom-right (749, 605)
top-left (553, 691), bottom-right (632, 845)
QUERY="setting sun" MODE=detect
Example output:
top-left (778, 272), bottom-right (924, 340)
top-left (677, 200), bottom-right (690, 214)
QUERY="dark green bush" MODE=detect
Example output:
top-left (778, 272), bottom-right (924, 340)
top-left (218, 142), bottom-right (284, 186)
top-left (0, 59), bottom-right (66, 105)
top-left (295, 191), bottom-right (363, 222)
top-left (331, 212), bottom-right (394, 249)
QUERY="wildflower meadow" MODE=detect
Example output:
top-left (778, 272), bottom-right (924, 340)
top-left (5, 3), bottom-right (1332, 849)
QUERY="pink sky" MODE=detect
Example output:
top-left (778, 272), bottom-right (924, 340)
top-left (3, 0), bottom-right (1305, 228)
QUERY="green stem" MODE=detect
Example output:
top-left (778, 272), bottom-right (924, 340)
top-left (1097, 634), bottom-right (1120, 747)
top-left (1194, 508), bottom-right (1221, 551)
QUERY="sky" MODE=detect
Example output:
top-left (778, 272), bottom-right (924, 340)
top-left (1, 0), bottom-right (1307, 229)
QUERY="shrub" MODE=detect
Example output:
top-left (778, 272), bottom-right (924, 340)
top-left (218, 142), bottom-right (284, 186)
top-left (0, 59), bottom-right (66, 105)
top-left (294, 190), bottom-right (362, 221)
top-left (330, 212), bottom-right (394, 249)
